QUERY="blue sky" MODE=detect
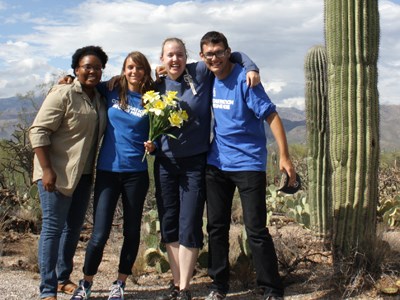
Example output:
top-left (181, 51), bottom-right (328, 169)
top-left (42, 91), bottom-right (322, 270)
top-left (0, 0), bottom-right (399, 108)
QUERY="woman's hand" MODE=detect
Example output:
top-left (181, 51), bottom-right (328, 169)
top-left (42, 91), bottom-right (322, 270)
top-left (58, 75), bottom-right (74, 84)
top-left (33, 146), bottom-right (57, 192)
top-left (42, 167), bottom-right (57, 192)
top-left (246, 71), bottom-right (260, 87)
top-left (144, 140), bottom-right (156, 153)
top-left (155, 65), bottom-right (167, 82)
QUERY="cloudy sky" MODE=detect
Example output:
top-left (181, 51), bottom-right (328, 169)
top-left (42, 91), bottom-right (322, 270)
top-left (0, 0), bottom-right (399, 109)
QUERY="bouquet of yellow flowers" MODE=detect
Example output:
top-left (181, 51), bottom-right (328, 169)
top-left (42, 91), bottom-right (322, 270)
top-left (142, 90), bottom-right (188, 161)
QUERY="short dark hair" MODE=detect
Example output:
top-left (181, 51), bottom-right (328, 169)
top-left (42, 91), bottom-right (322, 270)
top-left (71, 45), bottom-right (108, 75)
top-left (200, 31), bottom-right (229, 51)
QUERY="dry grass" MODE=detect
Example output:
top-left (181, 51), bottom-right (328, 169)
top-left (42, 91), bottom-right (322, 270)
top-left (330, 225), bottom-right (400, 298)
top-left (274, 222), bottom-right (400, 299)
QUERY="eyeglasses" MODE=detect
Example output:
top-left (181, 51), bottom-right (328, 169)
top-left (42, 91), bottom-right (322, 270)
top-left (79, 64), bottom-right (103, 72)
top-left (202, 49), bottom-right (227, 60)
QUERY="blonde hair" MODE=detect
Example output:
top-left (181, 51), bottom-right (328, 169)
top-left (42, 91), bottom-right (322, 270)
top-left (160, 37), bottom-right (188, 58)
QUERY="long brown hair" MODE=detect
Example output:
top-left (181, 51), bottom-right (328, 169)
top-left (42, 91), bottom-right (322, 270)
top-left (118, 51), bottom-right (155, 109)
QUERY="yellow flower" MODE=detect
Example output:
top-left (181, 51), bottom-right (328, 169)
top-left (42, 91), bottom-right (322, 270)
top-left (168, 111), bottom-right (184, 127)
top-left (149, 99), bottom-right (166, 116)
top-left (180, 110), bottom-right (189, 121)
top-left (142, 90), bottom-right (190, 161)
top-left (163, 91), bottom-right (179, 106)
top-left (141, 90), bottom-right (188, 161)
top-left (143, 90), bottom-right (160, 104)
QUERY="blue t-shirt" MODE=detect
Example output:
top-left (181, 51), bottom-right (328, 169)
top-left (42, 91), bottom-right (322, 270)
top-left (96, 82), bottom-right (149, 172)
top-left (207, 64), bottom-right (276, 171)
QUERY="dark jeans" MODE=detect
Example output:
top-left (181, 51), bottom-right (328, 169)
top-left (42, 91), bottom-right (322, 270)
top-left (83, 170), bottom-right (149, 276)
top-left (154, 153), bottom-right (206, 248)
top-left (206, 165), bottom-right (283, 297)
top-left (38, 175), bottom-right (92, 298)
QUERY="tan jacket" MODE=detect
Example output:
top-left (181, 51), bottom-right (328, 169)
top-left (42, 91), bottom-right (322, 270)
top-left (29, 79), bottom-right (107, 197)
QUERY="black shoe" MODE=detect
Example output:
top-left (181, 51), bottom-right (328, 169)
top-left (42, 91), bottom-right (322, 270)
top-left (177, 289), bottom-right (191, 300)
top-left (156, 282), bottom-right (179, 300)
top-left (264, 296), bottom-right (284, 300)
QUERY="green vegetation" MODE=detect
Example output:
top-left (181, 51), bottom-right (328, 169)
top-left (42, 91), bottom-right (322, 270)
top-left (304, 45), bottom-right (330, 237)
top-left (326, 0), bottom-right (380, 263)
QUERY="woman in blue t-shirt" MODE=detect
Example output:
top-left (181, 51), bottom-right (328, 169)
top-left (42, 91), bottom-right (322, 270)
top-left (70, 51), bottom-right (155, 300)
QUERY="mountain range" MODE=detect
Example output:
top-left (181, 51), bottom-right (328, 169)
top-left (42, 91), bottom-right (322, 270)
top-left (272, 105), bottom-right (400, 152)
top-left (0, 96), bottom-right (399, 152)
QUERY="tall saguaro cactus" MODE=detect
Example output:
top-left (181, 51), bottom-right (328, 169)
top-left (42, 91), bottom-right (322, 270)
top-left (325, 0), bottom-right (380, 259)
top-left (304, 45), bottom-right (330, 238)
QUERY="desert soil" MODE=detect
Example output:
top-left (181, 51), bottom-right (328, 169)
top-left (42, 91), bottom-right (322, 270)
top-left (0, 222), bottom-right (399, 300)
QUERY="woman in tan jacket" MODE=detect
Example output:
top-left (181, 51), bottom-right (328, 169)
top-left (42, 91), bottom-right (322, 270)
top-left (29, 45), bottom-right (108, 300)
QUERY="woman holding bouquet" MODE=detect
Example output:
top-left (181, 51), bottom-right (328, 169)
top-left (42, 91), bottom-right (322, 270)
top-left (155, 37), bottom-right (260, 300)
top-left (70, 51), bottom-right (155, 300)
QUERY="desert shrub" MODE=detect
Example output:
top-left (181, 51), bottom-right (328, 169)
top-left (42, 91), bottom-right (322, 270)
top-left (380, 151), bottom-right (400, 168)
top-left (331, 226), bottom-right (400, 298)
top-left (378, 160), bottom-right (400, 228)
top-left (0, 128), bottom-right (33, 194)
top-left (273, 224), bottom-right (330, 277)
top-left (0, 188), bottom-right (40, 234)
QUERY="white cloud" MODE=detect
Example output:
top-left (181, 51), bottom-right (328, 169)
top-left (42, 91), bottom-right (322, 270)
top-left (277, 97), bottom-right (305, 110)
top-left (13, 57), bottom-right (48, 72)
top-left (0, 0), bottom-right (398, 107)
top-left (264, 81), bottom-right (287, 95)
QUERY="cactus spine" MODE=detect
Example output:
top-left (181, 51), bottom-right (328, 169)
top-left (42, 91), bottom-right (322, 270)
top-left (304, 45), bottom-right (330, 237)
top-left (325, 0), bottom-right (380, 258)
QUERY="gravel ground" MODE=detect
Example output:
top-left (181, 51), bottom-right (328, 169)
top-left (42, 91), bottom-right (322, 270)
top-left (1, 226), bottom-right (398, 299)
top-left (0, 231), bottom-right (258, 300)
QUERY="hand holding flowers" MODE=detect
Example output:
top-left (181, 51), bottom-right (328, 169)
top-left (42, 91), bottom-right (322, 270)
top-left (143, 140), bottom-right (156, 154)
top-left (142, 90), bottom-right (188, 161)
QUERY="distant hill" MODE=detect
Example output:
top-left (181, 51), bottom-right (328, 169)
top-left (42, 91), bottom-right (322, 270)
top-left (379, 105), bottom-right (400, 151)
top-left (266, 105), bottom-right (400, 151)
top-left (0, 96), bottom-right (399, 151)
top-left (0, 96), bottom-right (41, 139)
top-left (275, 107), bottom-right (307, 145)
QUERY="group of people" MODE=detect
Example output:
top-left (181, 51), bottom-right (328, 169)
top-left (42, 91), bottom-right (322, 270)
top-left (30, 31), bottom-right (296, 300)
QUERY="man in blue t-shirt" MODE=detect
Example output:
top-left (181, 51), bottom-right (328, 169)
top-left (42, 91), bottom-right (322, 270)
top-left (199, 31), bottom-right (297, 300)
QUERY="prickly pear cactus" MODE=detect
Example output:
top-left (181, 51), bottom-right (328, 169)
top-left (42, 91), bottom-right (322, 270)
top-left (325, 0), bottom-right (380, 258)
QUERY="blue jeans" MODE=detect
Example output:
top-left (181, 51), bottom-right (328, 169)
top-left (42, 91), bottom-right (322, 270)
top-left (154, 153), bottom-right (206, 248)
top-left (83, 170), bottom-right (149, 276)
top-left (206, 165), bottom-right (283, 297)
top-left (38, 175), bottom-right (92, 298)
